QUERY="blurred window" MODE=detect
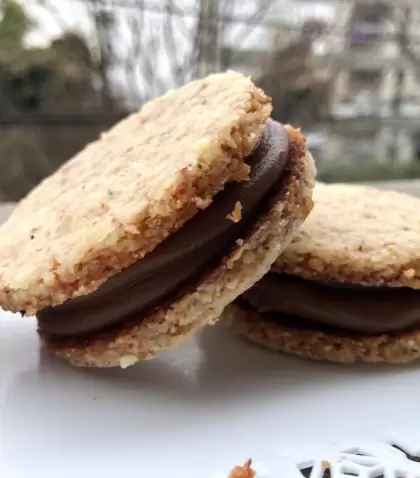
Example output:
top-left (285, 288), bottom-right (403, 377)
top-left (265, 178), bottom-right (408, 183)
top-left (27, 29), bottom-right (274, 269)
top-left (352, 3), bottom-right (390, 24)
top-left (349, 3), bottom-right (390, 46)
top-left (348, 70), bottom-right (381, 93)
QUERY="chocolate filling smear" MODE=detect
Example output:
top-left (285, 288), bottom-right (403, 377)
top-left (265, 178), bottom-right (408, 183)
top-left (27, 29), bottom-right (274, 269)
top-left (242, 273), bottom-right (420, 334)
top-left (37, 119), bottom-right (290, 336)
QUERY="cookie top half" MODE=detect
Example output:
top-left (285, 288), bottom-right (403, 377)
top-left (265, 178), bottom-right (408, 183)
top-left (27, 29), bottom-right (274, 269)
top-left (274, 182), bottom-right (420, 288)
top-left (0, 71), bottom-right (271, 314)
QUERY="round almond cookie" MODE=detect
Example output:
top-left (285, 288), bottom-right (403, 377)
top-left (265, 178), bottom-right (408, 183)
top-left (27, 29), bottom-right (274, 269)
top-left (228, 182), bottom-right (420, 365)
top-left (0, 71), bottom-right (315, 367)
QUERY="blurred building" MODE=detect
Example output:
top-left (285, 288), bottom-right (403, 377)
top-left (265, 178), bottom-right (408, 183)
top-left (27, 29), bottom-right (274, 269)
top-left (201, 0), bottom-right (420, 164)
top-left (264, 0), bottom-right (420, 165)
top-left (325, 0), bottom-right (420, 164)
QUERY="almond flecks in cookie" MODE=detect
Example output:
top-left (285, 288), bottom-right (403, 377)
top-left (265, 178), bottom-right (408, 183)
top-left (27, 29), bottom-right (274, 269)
top-left (227, 201), bottom-right (243, 223)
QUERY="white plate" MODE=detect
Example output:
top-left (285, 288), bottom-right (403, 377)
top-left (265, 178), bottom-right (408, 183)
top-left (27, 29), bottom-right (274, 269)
top-left (2, 309), bottom-right (420, 478)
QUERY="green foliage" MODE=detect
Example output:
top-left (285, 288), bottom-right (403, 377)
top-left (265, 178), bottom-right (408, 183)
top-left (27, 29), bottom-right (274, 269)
top-left (0, 48), bottom-right (56, 112)
top-left (318, 160), bottom-right (420, 183)
top-left (0, 0), bottom-right (33, 50)
top-left (0, 3), bottom-right (126, 200)
top-left (0, 32), bottom-right (101, 113)
top-left (0, 0), bottom-right (49, 112)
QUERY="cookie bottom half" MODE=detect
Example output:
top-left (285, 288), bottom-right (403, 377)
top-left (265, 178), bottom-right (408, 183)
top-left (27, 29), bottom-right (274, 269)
top-left (226, 303), bottom-right (420, 365)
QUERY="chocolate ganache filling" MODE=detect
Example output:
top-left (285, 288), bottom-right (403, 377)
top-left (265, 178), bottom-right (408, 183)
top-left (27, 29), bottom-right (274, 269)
top-left (242, 273), bottom-right (420, 334)
top-left (37, 119), bottom-right (290, 336)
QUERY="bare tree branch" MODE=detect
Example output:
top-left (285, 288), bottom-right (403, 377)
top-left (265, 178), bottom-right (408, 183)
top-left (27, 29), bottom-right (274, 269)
top-left (192, 0), bottom-right (221, 78)
top-left (87, 0), bottom-right (118, 111)
top-left (393, 5), bottom-right (420, 84)
top-left (123, 4), bottom-right (145, 105)
top-left (140, 32), bottom-right (167, 98)
top-left (222, 0), bottom-right (272, 45)
top-left (162, 0), bottom-right (191, 86)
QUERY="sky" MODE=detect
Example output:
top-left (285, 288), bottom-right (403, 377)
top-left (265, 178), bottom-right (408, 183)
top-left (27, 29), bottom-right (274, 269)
top-left (21, 0), bottom-right (337, 46)
top-left (22, 0), bottom-right (199, 48)
top-left (268, 0), bottom-right (336, 26)
top-left (22, 0), bottom-right (94, 47)
top-left (18, 0), bottom-right (338, 106)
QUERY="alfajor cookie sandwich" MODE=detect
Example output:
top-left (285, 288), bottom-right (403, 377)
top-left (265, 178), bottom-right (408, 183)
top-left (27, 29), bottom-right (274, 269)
top-left (228, 182), bottom-right (420, 365)
top-left (0, 71), bottom-right (315, 368)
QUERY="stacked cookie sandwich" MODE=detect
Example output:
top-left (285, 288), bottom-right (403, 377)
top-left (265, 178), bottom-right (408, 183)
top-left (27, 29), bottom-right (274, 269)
top-left (229, 182), bottom-right (420, 364)
top-left (0, 71), bottom-right (315, 367)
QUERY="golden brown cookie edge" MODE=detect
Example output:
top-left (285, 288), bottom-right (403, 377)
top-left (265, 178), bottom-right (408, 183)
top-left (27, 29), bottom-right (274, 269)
top-left (227, 303), bottom-right (420, 365)
top-left (273, 182), bottom-right (420, 289)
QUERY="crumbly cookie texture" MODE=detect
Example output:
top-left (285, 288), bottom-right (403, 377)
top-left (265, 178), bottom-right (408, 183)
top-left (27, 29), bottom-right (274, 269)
top-left (41, 126), bottom-right (316, 367)
top-left (274, 182), bottom-right (420, 288)
top-left (0, 71), bottom-right (272, 315)
top-left (228, 459), bottom-right (256, 478)
top-left (227, 303), bottom-right (420, 365)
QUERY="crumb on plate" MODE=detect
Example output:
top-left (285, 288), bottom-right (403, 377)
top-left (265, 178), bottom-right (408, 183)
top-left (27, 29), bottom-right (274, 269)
top-left (228, 459), bottom-right (256, 478)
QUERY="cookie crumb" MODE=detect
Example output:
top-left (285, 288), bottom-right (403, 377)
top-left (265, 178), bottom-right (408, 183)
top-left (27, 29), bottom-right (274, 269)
top-left (120, 354), bottom-right (139, 369)
top-left (403, 268), bottom-right (415, 279)
top-left (124, 224), bottom-right (141, 235)
top-left (195, 196), bottom-right (212, 210)
top-left (232, 163), bottom-right (251, 182)
top-left (228, 459), bottom-right (255, 478)
top-left (308, 257), bottom-right (324, 272)
top-left (227, 202), bottom-right (242, 223)
top-left (226, 242), bottom-right (248, 270)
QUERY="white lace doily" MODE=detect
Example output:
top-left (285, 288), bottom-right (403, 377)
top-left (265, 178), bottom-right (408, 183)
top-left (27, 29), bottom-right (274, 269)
top-left (213, 429), bottom-right (420, 478)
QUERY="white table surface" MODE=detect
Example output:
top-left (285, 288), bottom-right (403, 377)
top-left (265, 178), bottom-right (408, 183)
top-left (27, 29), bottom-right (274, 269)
top-left (1, 182), bottom-right (420, 478)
